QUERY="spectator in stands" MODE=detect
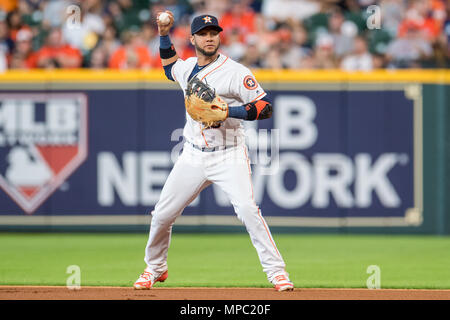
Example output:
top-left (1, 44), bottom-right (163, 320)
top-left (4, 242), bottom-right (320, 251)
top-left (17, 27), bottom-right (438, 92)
top-left (220, 0), bottom-right (256, 45)
top-left (6, 9), bottom-right (30, 42)
top-left (9, 28), bottom-right (37, 69)
top-left (261, 46), bottom-right (284, 69)
top-left (169, 19), bottom-right (195, 60)
top-left (106, 0), bottom-right (126, 33)
top-left (89, 46), bottom-right (108, 69)
top-left (222, 27), bottom-right (246, 61)
top-left (278, 23), bottom-right (311, 69)
top-left (372, 53), bottom-right (387, 69)
top-left (340, 35), bottom-right (373, 71)
top-left (397, 0), bottom-right (444, 41)
top-left (141, 22), bottom-right (159, 57)
top-left (261, 0), bottom-right (320, 22)
top-left (18, 0), bottom-right (46, 13)
top-left (108, 29), bottom-right (154, 69)
top-left (96, 24), bottom-right (121, 63)
top-left (309, 33), bottom-right (338, 69)
top-left (380, 0), bottom-right (405, 37)
top-left (189, 0), bottom-right (227, 19)
top-left (42, 0), bottom-right (71, 28)
top-left (240, 35), bottom-right (263, 68)
top-left (204, 0), bottom-right (229, 18)
top-left (35, 27), bottom-right (82, 68)
top-left (431, 0), bottom-right (447, 29)
top-left (292, 21), bottom-right (311, 50)
top-left (386, 22), bottom-right (433, 68)
top-left (107, 0), bottom-right (142, 34)
top-left (162, 0), bottom-right (192, 23)
top-left (327, 7), bottom-right (357, 58)
top-left (427, 0), bottom-right (449, 68)
top-left (0, 20), bottom-right (14, 56)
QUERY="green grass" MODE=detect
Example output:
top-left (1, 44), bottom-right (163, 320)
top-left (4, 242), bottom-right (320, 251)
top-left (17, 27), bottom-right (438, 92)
top-left (0, 233), bottom-right (450, 289)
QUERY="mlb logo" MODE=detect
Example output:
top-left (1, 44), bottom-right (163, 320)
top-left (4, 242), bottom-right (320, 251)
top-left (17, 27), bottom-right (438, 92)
top-left (0, 93), bottom-right (88, 214)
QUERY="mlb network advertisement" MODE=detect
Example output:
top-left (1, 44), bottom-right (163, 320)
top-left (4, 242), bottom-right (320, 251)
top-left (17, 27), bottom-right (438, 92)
top-left (0, 88), bottom-right (415, 224)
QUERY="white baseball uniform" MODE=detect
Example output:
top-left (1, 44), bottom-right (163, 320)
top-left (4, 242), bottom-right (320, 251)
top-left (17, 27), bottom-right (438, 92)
top-left (144, 53), bottom-right (288, 282)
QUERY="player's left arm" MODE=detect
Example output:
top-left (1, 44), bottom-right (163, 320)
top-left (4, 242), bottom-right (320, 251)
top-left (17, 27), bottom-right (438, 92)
top-left (227, 71), bottom-right (272, 121)
top-left (228, 96), bottom-right (272, 121)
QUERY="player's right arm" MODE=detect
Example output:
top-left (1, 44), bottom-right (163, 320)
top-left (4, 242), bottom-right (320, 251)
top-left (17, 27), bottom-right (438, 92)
top-left (157, 11), bottom-right (178, 80)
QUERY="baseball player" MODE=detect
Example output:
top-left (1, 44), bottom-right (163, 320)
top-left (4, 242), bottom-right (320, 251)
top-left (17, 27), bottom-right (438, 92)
top-left (133, 11), bottom-right (294, 292)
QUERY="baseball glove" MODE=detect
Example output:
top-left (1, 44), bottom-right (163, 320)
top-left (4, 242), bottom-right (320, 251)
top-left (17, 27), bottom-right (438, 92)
top-left (184, 76), bottom-right (228, 129)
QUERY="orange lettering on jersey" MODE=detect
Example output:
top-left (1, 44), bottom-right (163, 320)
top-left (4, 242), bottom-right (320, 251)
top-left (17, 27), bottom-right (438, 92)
top-left (243, 75), bottom-right (257, 90)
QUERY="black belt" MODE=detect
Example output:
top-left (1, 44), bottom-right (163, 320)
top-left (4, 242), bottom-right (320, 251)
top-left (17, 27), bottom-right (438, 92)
top-left (190, 142), bottom-right (234, 152)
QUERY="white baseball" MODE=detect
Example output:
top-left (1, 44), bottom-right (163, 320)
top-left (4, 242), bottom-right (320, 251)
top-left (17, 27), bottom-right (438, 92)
top-left (158, 12), bottom-right (171, 25)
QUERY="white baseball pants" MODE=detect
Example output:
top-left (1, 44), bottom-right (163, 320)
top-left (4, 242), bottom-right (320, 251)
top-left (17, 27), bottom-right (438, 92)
top-left (144, 142), bottom-right (287, 280)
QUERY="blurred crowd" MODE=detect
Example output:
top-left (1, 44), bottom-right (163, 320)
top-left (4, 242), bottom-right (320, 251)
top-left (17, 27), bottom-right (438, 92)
top-left (0, 0), bottom-right (449, 72)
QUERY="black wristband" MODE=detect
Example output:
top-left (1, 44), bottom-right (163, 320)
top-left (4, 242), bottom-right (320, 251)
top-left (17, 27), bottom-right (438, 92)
top-left (245, 102), bottom-right (258, 120)
top-left (160, 45), bottom-right (177, 59)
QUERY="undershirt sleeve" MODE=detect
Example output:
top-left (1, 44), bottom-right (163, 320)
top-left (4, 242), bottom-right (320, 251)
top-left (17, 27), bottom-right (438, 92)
top-left (163, 61), bottom-right (176, 82)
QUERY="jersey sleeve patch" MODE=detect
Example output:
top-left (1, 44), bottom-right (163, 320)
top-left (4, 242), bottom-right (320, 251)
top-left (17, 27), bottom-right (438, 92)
top-left (243, 75), bottom-right (258, 90)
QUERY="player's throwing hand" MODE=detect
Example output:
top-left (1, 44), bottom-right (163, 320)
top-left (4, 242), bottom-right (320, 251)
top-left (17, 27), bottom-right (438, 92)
top-left (156, 11), bottom-right (174, 36)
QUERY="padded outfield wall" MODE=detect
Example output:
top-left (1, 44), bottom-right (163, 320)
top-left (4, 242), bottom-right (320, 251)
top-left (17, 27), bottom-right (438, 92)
top-left (0, 69), bottom-right (448, 234)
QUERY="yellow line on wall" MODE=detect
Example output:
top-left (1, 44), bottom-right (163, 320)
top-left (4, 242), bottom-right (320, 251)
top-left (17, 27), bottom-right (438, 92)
top-left (255, 69), bottom-right (450, 83)
top-left (0, 69), bottom-right (449, 83)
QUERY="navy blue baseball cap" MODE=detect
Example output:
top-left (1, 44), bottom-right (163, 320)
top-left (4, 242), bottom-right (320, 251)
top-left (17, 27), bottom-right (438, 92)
top-left (191, 14), bottom-right (223, 35)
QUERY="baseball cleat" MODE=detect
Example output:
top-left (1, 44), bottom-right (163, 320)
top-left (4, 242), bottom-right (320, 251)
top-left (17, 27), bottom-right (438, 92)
top-left (272, 273), bottom-right (294, 292)
top-left (133, 267), bottom-right (168, 289)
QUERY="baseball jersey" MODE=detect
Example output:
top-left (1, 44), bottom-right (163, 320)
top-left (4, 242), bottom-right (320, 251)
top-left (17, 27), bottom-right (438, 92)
top-left (170, 54), bottom-right (266, 148)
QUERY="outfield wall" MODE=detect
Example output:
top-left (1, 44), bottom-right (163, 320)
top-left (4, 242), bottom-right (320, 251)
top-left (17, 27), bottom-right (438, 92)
top-left (0, 69), bottom-right (448, 234)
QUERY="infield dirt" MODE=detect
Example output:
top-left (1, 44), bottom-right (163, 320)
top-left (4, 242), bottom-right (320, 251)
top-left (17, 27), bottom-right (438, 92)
top-left (1, 286), bottom-right (450, 300)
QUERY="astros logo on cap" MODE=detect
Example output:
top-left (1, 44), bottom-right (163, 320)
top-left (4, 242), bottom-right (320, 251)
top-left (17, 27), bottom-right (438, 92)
top-left (203, 16), bottom-right (212, 23)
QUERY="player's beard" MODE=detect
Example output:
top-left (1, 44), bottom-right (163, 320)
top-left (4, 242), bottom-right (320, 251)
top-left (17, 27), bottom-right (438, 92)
top-left (195, 41), bottom-right (220, 57)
